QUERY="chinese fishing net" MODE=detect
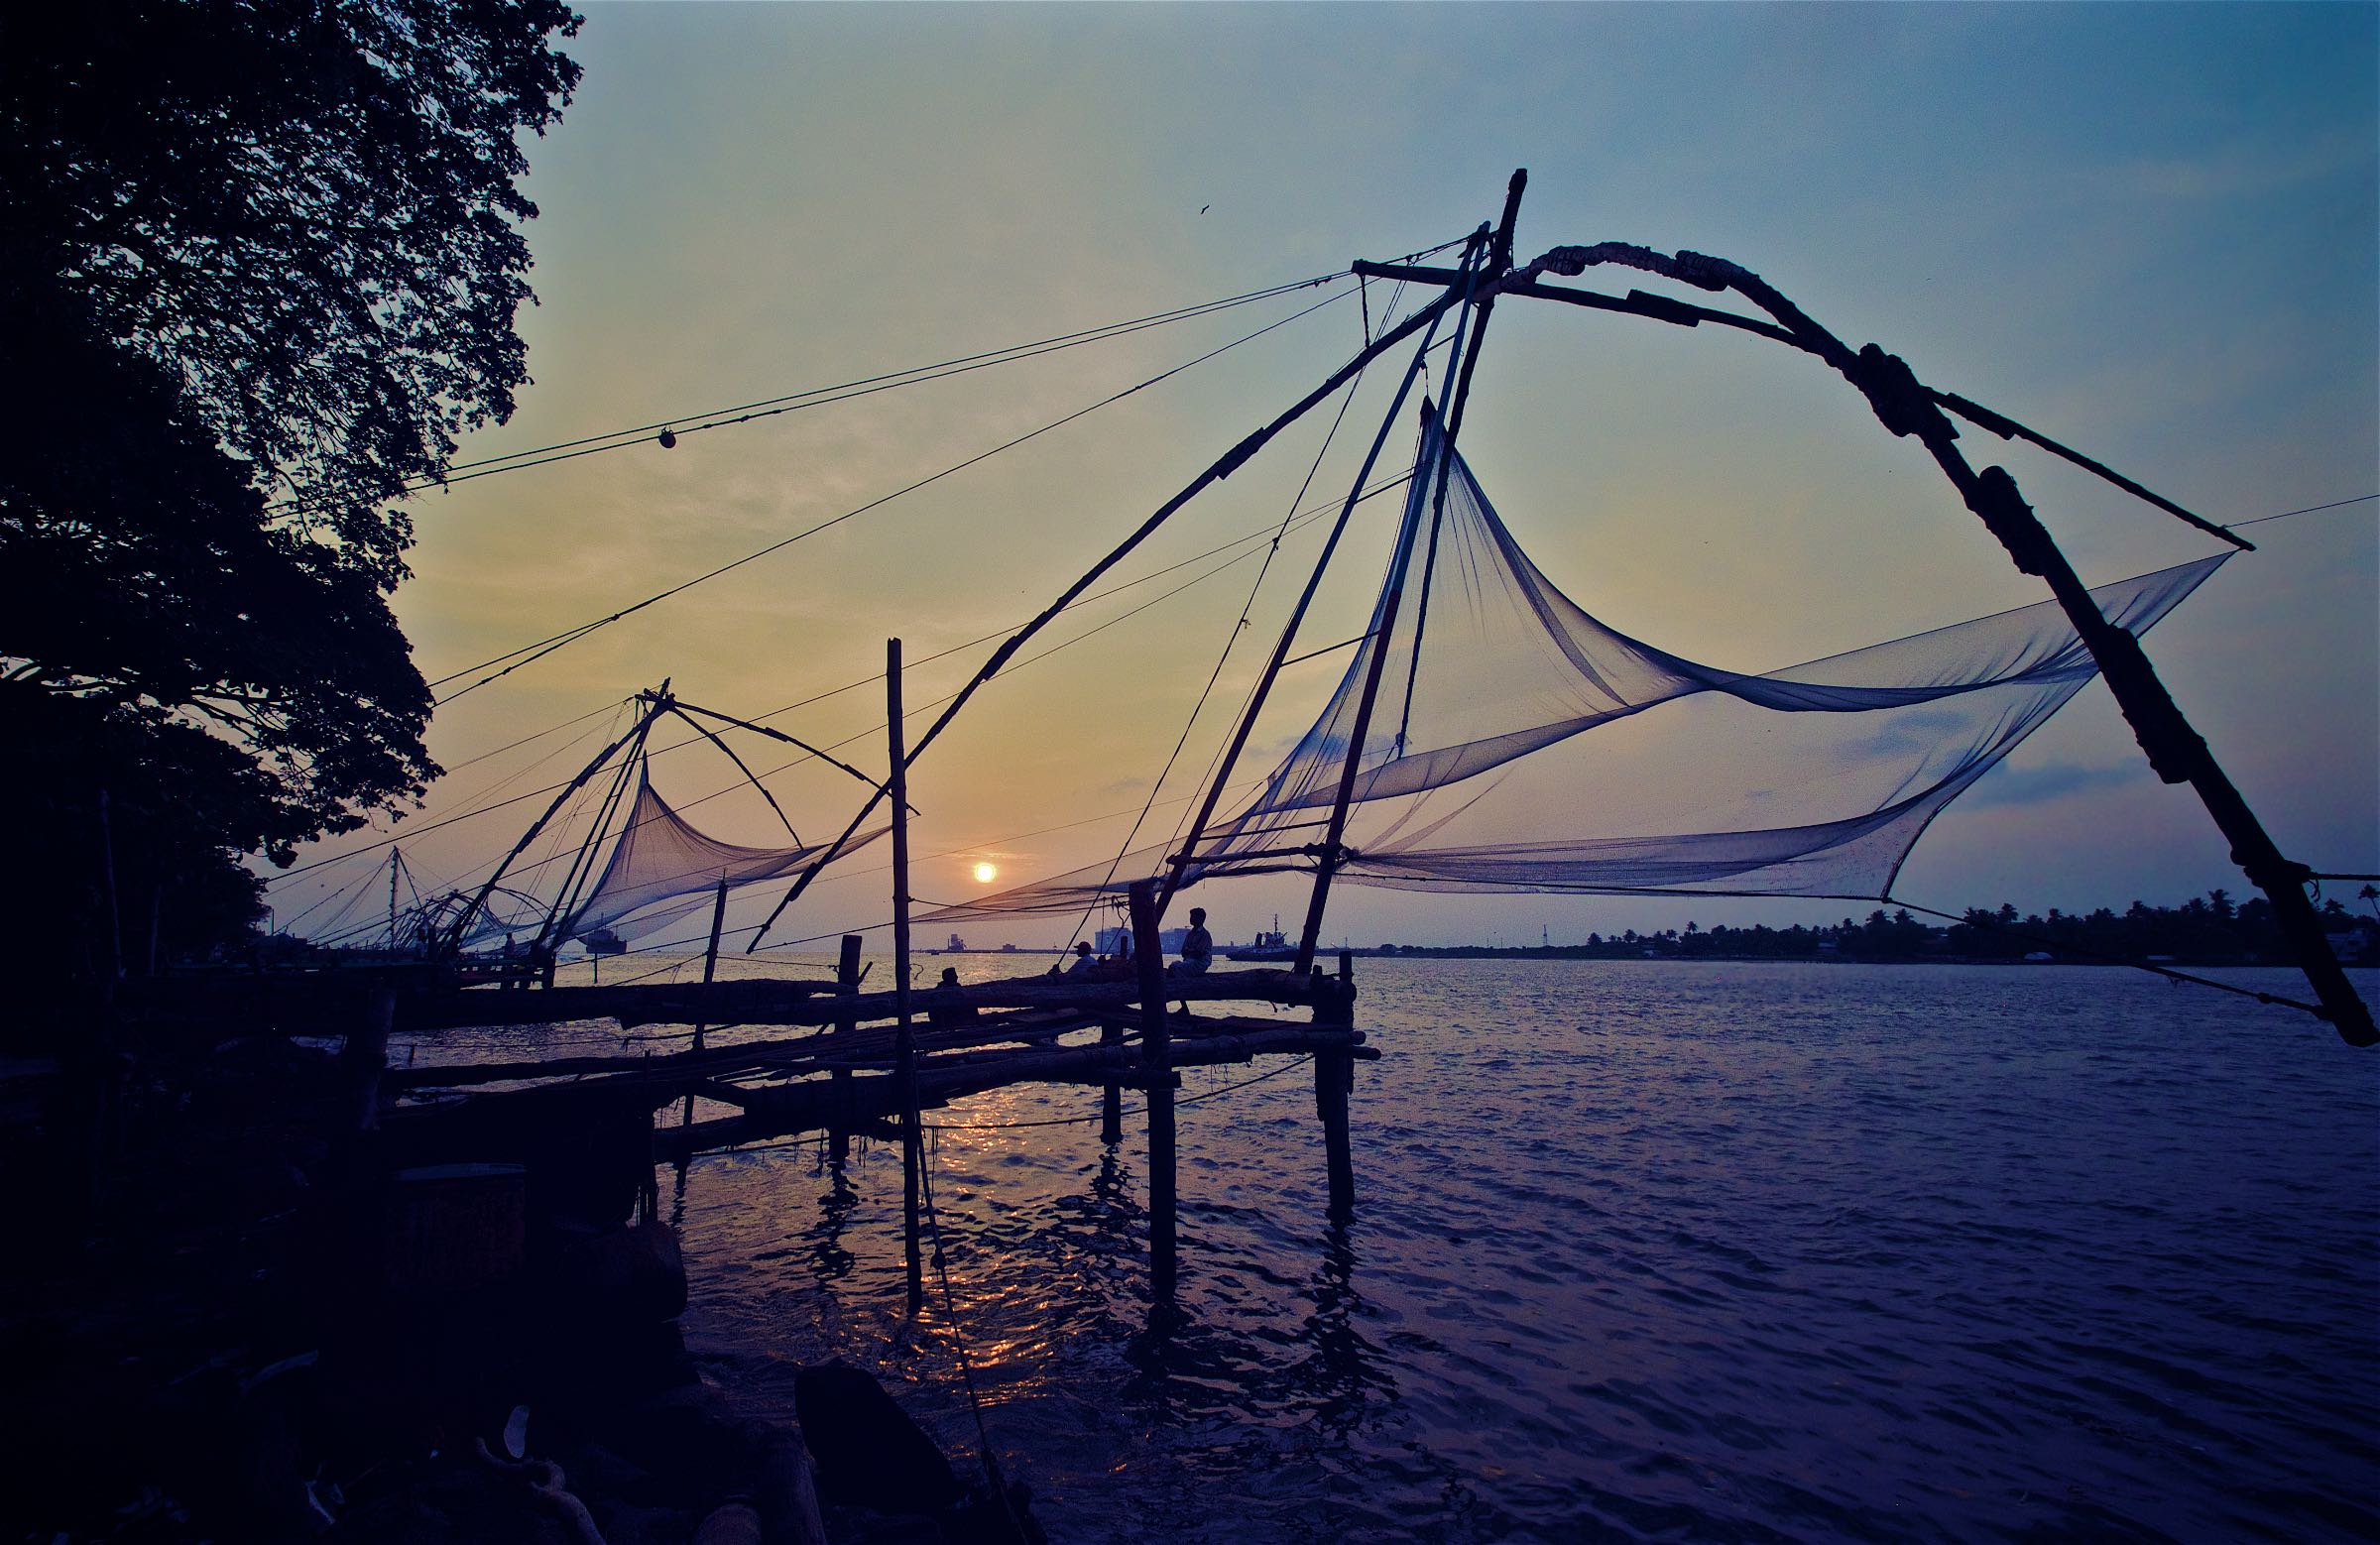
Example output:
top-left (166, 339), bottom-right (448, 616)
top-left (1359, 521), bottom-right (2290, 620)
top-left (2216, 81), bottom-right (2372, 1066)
top-left (551, 763), bottom-right (888, 946)
top-left (924, 407), bottom-right (2226, 921)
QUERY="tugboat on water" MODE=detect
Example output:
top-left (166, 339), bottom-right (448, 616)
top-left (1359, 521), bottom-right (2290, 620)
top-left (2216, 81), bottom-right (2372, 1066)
top-left (1225, 914), bottom-right (1298, 962)
top-left (579, 925), bottom-right (627, 956)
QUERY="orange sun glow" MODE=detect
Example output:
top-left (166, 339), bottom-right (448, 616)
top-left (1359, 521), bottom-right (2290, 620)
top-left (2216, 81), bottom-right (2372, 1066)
top-left (972, 862), bottom-right (998, 885)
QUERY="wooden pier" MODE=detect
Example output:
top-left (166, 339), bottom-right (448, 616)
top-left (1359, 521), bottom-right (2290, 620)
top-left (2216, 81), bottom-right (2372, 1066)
top-left (374, 941), bottom-right (1376, 1309)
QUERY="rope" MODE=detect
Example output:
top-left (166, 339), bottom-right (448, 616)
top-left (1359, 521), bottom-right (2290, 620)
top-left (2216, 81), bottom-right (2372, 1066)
top-left (360, 235), bottom-right (1470, 514)
top-left (1884, 895), bottom-right (2331, 1018)
top-left (2222, 493), bottom-right (2375, 531)
top-left (911, 1146), bottom-right (1023, 1532)
top-left (433, 286), bottom-right (1360, 704)
top-left (1062, 321), bottom-right (1380, 953)
top-left (277, 271), bottom-right (1356, 525)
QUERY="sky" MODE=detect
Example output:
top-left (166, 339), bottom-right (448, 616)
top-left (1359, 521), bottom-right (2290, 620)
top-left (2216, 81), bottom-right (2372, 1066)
top-left (265, 2), bottom-right (2378, 960)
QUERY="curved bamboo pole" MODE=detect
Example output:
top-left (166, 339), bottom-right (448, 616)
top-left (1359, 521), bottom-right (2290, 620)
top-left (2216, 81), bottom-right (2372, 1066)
top-left (1442, 233), bottom-right (2363, 1044)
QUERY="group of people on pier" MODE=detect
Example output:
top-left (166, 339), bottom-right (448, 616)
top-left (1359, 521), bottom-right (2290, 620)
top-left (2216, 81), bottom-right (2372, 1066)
top-left (1052, 906), bottom-right (1213, 982)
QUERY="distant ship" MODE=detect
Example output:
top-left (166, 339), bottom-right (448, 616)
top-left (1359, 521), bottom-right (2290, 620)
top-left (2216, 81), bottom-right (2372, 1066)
top-left (579, 926), bottom-right (627, 956)
top-left (1225, 915), bottom-right (1297, 962)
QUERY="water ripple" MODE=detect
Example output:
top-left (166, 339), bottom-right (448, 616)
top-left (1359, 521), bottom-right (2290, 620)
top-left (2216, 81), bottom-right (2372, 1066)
top-left (616, 958), bottom-right (2380, 1542)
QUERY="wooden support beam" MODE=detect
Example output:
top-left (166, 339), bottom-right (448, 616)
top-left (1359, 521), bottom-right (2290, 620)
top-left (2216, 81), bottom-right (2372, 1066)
top-left (677, 1079), bottom-right (760, 1109)
top-left (388, 983), bottom-right (1321, 1095)
top-left (398, 976), bottom-right (840, 1033)
top-left (399, 963), bottom-right (1324, 1034)
top-left (632, 1024), bottom-right (1367, 1164)
top-left (343, 983), bottom-right (396, 1136)
top-left (1351, 259), bottom-right (1468, 287)
top-left (1298, 172), bottom-right (1528, 975)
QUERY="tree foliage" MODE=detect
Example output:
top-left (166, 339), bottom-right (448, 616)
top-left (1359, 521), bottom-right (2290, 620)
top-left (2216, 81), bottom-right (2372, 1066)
top-left (5, 0), bottom-right (584, 584)
top-left (0, 0), bottom-right (581, 967)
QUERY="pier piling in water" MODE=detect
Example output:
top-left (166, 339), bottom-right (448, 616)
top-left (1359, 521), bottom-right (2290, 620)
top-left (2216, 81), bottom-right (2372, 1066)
top-left (830, 933), bottom-right (862, 1166)
top-left (1314, 951), bottom-right (1357, 1221)
top-left (1100, 1014), bottom-right (1124, 1145)
top-left (1130, 881), bottom-right (1177, 1305)
top-left (369, 960), bottom-right (1376, 1317)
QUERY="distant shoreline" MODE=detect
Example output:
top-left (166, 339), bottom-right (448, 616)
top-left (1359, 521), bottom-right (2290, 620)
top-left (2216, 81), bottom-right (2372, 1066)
top-left (1280, 945), bottom-right (2324, 968)
top-left (927, 944), bottom-right (2357, 969)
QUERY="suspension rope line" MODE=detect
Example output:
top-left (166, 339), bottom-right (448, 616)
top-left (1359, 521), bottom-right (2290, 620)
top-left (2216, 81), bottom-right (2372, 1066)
top-left (2222, 493), bottom-right (2375, 531)
top-left (430, 286), bottom-right (1360, 703)
top-left (270, 238), bottom-right (1471, 522)
top-left (1064, 311), bottom-right (1384, 953)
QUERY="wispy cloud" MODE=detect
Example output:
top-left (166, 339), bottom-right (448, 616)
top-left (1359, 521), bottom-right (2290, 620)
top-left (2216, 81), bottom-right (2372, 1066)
top-left (1961, 760), bottom-right (2149, 811)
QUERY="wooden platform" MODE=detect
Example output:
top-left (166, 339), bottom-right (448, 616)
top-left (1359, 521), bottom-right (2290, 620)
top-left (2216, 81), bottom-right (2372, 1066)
top-left (381, 965), bottom-right (1372, 1163)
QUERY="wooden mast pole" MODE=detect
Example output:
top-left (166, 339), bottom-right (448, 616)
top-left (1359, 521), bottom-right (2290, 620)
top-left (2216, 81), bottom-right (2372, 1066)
top-left (695, 877), bottom-right (729, 1047)
top-left (889, 639), bottom-right (924, 1312)
top-left (1293, 171), bottom-right (1528, 975)
top-left (1156, 254), bottom-right (1474, 915)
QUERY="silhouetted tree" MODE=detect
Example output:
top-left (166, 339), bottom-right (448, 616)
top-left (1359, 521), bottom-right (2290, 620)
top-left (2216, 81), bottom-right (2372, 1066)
top-left (0, 0), bottom-right (581, 983)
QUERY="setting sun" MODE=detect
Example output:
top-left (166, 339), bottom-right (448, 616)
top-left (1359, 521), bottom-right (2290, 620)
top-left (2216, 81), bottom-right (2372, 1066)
top-left (972, 862), bottom-right (998, 885)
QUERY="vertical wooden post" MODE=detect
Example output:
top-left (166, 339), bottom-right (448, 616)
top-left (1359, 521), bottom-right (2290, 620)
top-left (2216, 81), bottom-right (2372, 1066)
top-left (1313, 952), bottom-right (1356, 1222)
top-left (684, 877), bottom-right (730, 1127)
top-left (1295, 174), bottom-right (1527, 976)
top-left (1129, 881), bottom-right (1177, 1306)
top-left (830, 933), bottom-right (862, 1167)
top-left (1100, 1007), bottom-right (1124, 1145)
top-left (889, 640), bottom-right (924, 1313)
top-left (693, 877), bottom-right (729, 1053)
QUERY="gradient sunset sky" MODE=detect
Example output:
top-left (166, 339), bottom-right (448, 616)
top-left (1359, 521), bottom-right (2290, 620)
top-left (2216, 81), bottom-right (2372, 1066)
top-left (267, 3), bottom-right (2377, 956)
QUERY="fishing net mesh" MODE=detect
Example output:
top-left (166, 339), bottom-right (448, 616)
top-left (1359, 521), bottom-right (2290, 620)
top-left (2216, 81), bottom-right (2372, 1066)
top-left (924, 410), bottom-right (2224, 922)
top-left (561, 767), bottom-right (888, 944)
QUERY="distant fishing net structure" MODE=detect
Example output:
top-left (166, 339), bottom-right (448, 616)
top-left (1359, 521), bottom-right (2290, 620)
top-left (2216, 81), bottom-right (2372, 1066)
top-left (924, 410), bottom-right (2226, 922)
top-left (545, 766), bottom-right (888, 947)
top-left (442, 681), bottom-right (898, 957)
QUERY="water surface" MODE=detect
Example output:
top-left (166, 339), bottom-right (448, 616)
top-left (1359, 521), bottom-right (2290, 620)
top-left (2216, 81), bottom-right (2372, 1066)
top-left (416, 958), bottom-right (2380, 1542)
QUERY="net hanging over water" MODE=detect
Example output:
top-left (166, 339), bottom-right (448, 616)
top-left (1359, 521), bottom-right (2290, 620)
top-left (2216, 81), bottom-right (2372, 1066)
top-left (556, 763), bottom-right (889, 945)
top-left (926, 409), bottom-right (2227, 921)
